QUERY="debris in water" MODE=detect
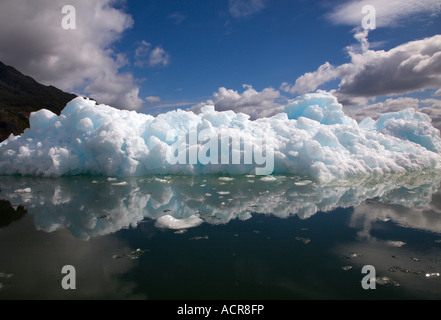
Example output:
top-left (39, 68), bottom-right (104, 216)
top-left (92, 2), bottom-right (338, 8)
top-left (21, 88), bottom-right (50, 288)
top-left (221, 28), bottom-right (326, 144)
top-left (219, 177), bottom-right (234, 181)
top-left (425, 273), bottom-right (440, 278)
top-left (126, 248), bottom-right (146, 260)
top-left (190, 235), bottom-right (208, 240)
top-left (375, 276), bottom-right (400, 287)
top-left (113, 248), bottom-right (146, 260)
top-left (295, 236), bottom-right (311, 244)
top-left (385, 240), bottom-right (406, 247)
top-left (344, 252), bottom-right (362, 259)
top-left (341, 266), bottom-right (352, 271)
top-left (111, 181), bottom-right (128, 186)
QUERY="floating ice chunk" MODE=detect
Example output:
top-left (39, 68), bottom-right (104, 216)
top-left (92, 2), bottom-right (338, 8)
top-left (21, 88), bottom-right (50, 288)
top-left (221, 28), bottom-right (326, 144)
top-left (375, 276), bottom-right (400, 286)
top-left (111, 181), bottom-right (128, 186)
top-left (155, 214), bottom-right (203, 230)
top-left (260, 176), bottom-right (277, 182)
top-left (385, 240), bottom-right (406, 247)
top-left (190, 235), bottom-right (209, 240)
top-left (425, 273), bottom-right (440, 278)
top-left (14, 188), bottom-right (31, 193)
top-left (219, 177), bottom-right (234, 181)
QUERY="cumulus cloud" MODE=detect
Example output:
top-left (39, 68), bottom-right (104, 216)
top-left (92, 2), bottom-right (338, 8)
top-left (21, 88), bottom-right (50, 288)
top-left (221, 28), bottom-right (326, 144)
top-left (145, 96), bottom-right (161, 103)
top-left (228, 0), bottom-right (266, 18)
top-left (343, 97), bottom-right (420, 121)
top-left (327, 0), bottom-right (441, 29)
top-left (190, 84), bottom-right (284, 119)
top-left (280, 62), bottom-right (341, 96)
top-left (168, 12), bottom-right (187, 25)
top-left (0, 0), bottom-right (144, 110)
top-left (135, 41), bottom-right (170, 68)
top-left (342, 96), bottom-right (441, 131)
top-left (282, 33), bottom-right (441, 104)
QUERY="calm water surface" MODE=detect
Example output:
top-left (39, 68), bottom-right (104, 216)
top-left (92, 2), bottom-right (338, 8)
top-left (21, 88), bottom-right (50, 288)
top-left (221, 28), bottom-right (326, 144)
top-left (0, 172), bottom-right (441, 299)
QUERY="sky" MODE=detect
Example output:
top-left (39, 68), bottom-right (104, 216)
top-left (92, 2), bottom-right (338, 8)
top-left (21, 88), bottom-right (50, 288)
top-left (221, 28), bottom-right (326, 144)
top-left (0, 0), bottom-right (440, 126)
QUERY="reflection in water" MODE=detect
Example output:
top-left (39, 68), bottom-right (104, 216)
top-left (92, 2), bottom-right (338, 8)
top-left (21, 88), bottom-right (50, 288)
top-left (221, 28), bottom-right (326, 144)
top-left (0, 199), bottom-right (27, 228)
top-left (1, 171), bottom-right (441, 299)
top-left (1, 172), bottom-right (441, 239)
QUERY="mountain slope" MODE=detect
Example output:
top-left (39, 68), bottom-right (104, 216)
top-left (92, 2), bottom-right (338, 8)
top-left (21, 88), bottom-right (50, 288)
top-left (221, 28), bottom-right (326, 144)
top-left (0, 61), bottom-right (77, 141)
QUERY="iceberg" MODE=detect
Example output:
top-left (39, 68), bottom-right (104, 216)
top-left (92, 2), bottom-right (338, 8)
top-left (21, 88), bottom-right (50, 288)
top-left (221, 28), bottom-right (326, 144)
top-left (0, 92), bottom-right (440, 182)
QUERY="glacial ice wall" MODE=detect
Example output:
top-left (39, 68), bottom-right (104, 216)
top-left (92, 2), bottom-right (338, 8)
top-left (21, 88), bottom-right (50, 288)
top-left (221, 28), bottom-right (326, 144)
top-left (0, 92), bottom-right (440, 182)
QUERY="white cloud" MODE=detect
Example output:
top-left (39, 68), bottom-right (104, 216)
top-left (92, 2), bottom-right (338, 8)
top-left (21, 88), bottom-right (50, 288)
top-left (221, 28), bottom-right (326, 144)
top-left (0, 0), bottom-right (144, 110)
top-left (343, 97), bottom-right (420, 121)
top-left (190, 84), bottom-right (284, 119)
top-left (282, 34), bottom-right (441, 103)
top-left (135, 41), bottom-right (170, 67)
top-left (228, 0), bottom-right (266, 18)
top-left (168, 12), bottom-right (187, 25)
top-left (327, 0), bottom-right (441, 29)
top-left (280, 62), bottom-right (341, 95)
top-left (145, 96), bottom-right (161, 103)
top-left (342, 96), bottom-right (441, 131)
top-left (149, 46), bottom-right (171, 67)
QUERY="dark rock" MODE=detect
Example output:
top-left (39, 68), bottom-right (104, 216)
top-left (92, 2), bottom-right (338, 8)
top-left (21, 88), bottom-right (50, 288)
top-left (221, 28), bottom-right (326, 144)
top-left (0, 61), bottom-right (77, 141)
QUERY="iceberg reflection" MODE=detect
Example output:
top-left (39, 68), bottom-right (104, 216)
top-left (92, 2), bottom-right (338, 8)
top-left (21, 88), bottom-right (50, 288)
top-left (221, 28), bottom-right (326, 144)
top-left (1, 171), bottom-right (441, 240)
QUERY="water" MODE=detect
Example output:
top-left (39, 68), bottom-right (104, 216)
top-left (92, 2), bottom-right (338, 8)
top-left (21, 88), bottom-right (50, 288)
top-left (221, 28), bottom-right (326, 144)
top-left (0, 172), bottom-right (441, 300)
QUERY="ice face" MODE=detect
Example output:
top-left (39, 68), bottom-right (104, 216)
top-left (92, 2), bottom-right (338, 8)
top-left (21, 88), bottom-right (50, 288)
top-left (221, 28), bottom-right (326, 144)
top-left (0, 92), bottom-right (440, 182)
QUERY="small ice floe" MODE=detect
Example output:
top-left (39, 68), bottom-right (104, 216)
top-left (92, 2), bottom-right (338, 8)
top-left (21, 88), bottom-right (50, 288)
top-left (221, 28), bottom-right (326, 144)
top-left (111, 181), bottom-right (128, 186)
top-left (425, 273), bottom-right (440, 279)
top-left (107, 177), bottom-right (117, 181)
top-left (155, 215), bottom-right (203, 230)
top-left (217, 191), bottom-right (230, 195)
top-left (218, 177), bottom-right (234, 181)
top-left (295, 180), bottom-right (312, 186)
top-left (388, 266), bottom-right (423, 274)
top-left (14, 188), bottom-right (31, 193)
top-left (174, 229), bottom-right (187, 234)
top-left (295, 236), bottom-right (311, 244)
top-left (113, 248), bottom-right (146, 260)
top-left (189, 235), bottom-right (208, 240)
top-left (126, 248), bottom-right (145, 260)
top-left (385, 240), bottom-right (406, 247)
top-left (260, 176), bottom-right (276, 182)
top-left (341, 266), bottom-right (353, 271)
top-left (345, 252), bottom-right (362, 259)
top-left (375, 276), bottom-right (400, 287)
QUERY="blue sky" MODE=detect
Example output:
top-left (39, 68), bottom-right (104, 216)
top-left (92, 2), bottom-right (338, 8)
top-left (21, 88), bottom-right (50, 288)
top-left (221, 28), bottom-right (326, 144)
top-left (122, 1), bottom-right (355, 104)
top-left (0, 0), bottom-right (440, 124)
